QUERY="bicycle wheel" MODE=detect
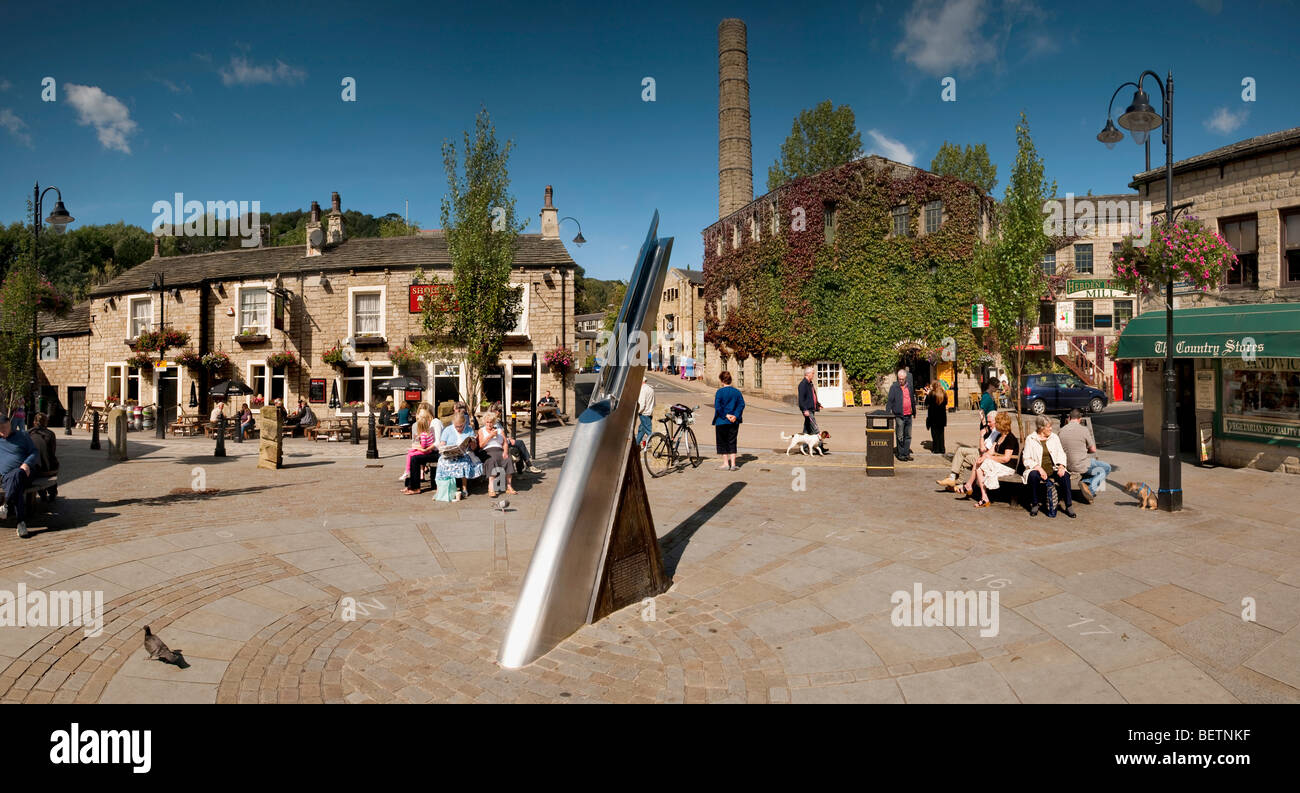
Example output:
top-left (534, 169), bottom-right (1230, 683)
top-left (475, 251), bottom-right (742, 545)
top-left (643, 432), bottom-right (672, 478)
top-left (685, 427), bottom-right (702, 467)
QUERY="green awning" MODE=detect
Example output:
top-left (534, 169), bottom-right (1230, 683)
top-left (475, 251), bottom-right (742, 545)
top-left (1116, 302), bottom-right (1300, 359)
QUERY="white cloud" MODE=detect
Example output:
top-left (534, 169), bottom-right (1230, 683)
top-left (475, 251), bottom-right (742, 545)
top-left (0, 79), bottom-right (11, 92)
top-left (867, 129), bottom-right (916, 164)
top-left (895, 0), bottom-right (997, 76)
top-left (64, 83), bottom-right (138, 154)
top-left (0, 108), bottom-right (32, 147)
top-left (219, 55), bottom-right (306, 87)
top-left (1205, 106), bottom-right (1247, 135)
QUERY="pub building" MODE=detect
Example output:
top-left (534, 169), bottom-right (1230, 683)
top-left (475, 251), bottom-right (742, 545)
top-left (1115, 303), bottom-right (1300, 472)
top-left (35, 188), bottom-right (578, 426)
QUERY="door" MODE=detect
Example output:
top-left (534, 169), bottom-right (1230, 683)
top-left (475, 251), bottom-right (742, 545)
top-left (1175, 360), bottom-right (1197, 453)
top-left (40, 385), bottom-right (62, 425)
top-left (814, 362), bottom-right (844, 409)
top-left (67, 387), bottom-right (85, 428)
top-left (158, 368), bottom-right (179, 427)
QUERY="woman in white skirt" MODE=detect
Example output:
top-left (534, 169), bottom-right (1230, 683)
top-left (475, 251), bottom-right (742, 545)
top-left (435, 410), bottom-right (484, 500)
top-left (956, 411), bottom-right (1019, 507)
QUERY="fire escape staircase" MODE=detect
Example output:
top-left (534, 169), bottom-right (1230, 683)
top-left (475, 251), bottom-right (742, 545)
top-left (1057, 338), bottom-right (1102, 388)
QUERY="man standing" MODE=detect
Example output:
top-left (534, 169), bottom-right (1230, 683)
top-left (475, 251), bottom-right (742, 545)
top-left (0, 413), bottom-right (39, 538)
top-left (797, 366), bottom-right (821, 434)
top-left (636, 379), bottom-right (655, 448)
top-left (1058, 409), bottom-right (1110, 503)
top-left (886, 368), bottom-right (916, 461)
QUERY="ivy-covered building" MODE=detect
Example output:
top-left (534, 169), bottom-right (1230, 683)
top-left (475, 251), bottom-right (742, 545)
top-left (700, 154), bottom-right (994, 407)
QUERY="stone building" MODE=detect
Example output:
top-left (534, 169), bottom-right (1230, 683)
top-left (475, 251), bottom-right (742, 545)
top-left (1034, 193), bottom-right (1154, 402)
top-left (37, 188), bottom-right (579, 425)
top-left (1114, 127), bottom-right (1300, 470)
top-left (573, 312), bottom-right (603, 365)
top-left (652, 267), bottom-right (705, 373)
top-left (33, 302), bottom-right (92, 425)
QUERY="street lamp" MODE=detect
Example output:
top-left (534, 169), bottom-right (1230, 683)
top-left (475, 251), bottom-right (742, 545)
top-left (31, 182), bottom-right (74, 419)
top-left (1098, 82), bottom-right (1150, 170)
top-left (1097, 70), bottom-right (1180, 512)
top-left (559, 217), bottom-right (586, 246)
top-left (152, 273), bottom-right (167, 438)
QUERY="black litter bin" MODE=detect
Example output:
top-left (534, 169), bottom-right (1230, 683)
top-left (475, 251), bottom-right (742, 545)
top-left (865, 411), bottom-right (895, 477)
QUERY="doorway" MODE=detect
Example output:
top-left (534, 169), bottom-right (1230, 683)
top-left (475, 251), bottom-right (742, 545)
top-left (158, 368), bottom-right (179, 428)
top-left (1174, 359), bottom-right (1197, 453)
top-left (67, 387), bottom-right (85, 427)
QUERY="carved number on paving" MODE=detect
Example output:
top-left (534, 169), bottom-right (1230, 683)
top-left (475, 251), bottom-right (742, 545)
top-left (1068, 616), bottom-right (1112, 636)
top-left (975, 574), bottom-right (1011, 589)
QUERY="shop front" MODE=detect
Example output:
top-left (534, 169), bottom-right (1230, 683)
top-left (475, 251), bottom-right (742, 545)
top-left (1115, 303), bottom-right (1300, 472)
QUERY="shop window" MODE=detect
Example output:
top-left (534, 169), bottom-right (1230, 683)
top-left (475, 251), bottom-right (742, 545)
top-left (924, 201), bottom-right (943, 234)
top-left (1222, 361), bottom-right (1300, 441)
top-left (1074, 244), bottom-right (1094, 275)
top-left (1221, 215), bottom-right (1259, 288)
top-left (1283, 209), bottom-right (1300, 285)
top-left (1075, 300), bottom-right (1095, 331)
top-left (128, 296), bottom-right (152, 339)
top-left (816, 362), bottom-right (841, 390)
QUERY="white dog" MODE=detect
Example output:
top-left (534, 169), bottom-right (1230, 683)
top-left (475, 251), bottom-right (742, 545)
top-left (782, 430), bottom-right (831, 455)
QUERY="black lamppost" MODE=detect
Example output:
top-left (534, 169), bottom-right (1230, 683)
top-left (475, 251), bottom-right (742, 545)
top-left (1098, 70), bottom-right (1181, 512)
top-left (30, 183), bottom-right (74, 416)
top-left (152, 273), bottom-right (167, 439)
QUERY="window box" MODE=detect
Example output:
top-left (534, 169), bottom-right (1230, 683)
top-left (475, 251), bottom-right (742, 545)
top-left (234, 332), bottom-right (269, 345)
top-left (353, 335), bottom-right (387, 348)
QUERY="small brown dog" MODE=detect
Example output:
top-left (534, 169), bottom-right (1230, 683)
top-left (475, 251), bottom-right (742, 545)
top-left (1124, 481), bottom-right (1158, 510)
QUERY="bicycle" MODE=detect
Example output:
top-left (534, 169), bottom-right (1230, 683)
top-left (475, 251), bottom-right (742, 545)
top-left (642, 404), bottom-right (702, 477)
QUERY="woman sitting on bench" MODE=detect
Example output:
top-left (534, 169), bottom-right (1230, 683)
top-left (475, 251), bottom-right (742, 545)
top-left (955, 411), bottom-right (1018, 508)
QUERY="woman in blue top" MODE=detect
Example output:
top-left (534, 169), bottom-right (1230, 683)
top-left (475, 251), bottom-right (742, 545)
top-left (712, 370), bottom-right (745, 471)
top-left (435, 410), bottom-right (484, 500)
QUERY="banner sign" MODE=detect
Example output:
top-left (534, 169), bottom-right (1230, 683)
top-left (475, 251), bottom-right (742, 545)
top-left (1055, 302), bottom-right (1074, 331)
top-left (409, 284), bottom-right (456, 314)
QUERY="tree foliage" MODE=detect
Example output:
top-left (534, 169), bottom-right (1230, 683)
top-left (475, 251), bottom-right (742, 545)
top-left (767, 101), bottom-right (863, 191)
top-left (930, 141), bottom-right (999, 194)
top-left (0, 202), bottom-right (38, 414)
top-left (978, 113), bottom-right (1054, 438)
top-left (418, 107), bottom-right (524, 403)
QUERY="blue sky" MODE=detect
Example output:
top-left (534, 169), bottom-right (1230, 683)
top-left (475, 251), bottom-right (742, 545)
top-left (1, 0), bottom-right (1296, 280)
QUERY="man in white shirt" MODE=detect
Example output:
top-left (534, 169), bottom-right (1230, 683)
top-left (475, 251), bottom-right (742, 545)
top-left (1022, 416), bottom-right (1076, 518)
top-left (938, 410), bottom-right (997, 489)
top-left (636, 380), bottom-right (655, 448)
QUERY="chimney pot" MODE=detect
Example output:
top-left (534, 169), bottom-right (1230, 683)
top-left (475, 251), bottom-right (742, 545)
top-left (310, 201), bottom-right (321, 223)
top-left (331, 192), bottom-right (341, 213)
top-left (152, 236), bottom-right (160, 258)
top-left (544, 185), bottom-right (553, 208)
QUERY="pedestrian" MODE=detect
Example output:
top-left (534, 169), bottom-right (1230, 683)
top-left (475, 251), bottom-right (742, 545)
top-left (401, 406), bottom-right (441, 494)
top-left (1059, 408), bottom-right (1111, 503)
top-left (979, 380), bottom-right (998, 427)
top-left (28, 412), bottom-right (58, 501)
top-left (636, 379), bottom-right (655, 448)
top-left (1022, 416), bottom-right (1076, 518)
top-left (923, 379), bottom-right (947, 455)
top-left (477, 411), bottom-right (517, 497)
top-left (886, 368), bottom-right (916, 461)
top-left (238, 403), bottom-right (254, 440)
top-left (797, 366), bottom-right (821, 434)
top-left (0, 413), bottom-right (38, 538)
top-left (712, 370), bottom-right (744, 471)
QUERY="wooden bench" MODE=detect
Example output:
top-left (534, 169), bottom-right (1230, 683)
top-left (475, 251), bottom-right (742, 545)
top-left (0, 473), bottom-right (59, 514)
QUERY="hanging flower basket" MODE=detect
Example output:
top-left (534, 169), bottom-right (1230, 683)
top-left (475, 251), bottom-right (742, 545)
top-left (1112, 216), bottom-right (1238, 298)
top-left (35, 280), bottom-right (70, 315)
top-left (267, 351), bottom-right (298, 369)
top-left (322, 344), bottom-right (346, 368)
top-left (176, 349), bottom-right (203, 371)
top-left (389, 345), bottom-right (419, 369)
top-left (543, 346), bottom-right (574, 372)
top-left (201, 350), bottom-right (230, 376)
top-left (133, 326), bottom-right (191, 353)
top-left (251, 395), bottom-right (265, 408)
top-left (127, 351), bottom-right (155, 370)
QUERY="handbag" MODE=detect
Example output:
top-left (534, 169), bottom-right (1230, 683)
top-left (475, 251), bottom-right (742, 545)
top-left (434, 477), bottom-right (458, 502)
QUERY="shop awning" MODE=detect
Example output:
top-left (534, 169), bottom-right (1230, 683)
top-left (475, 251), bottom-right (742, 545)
top-left (1115, 302), bottom-right (1300, 359)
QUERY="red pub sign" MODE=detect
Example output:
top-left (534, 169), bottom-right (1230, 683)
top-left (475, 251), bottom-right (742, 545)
top-left (408, 283), bottom-right (456, 314)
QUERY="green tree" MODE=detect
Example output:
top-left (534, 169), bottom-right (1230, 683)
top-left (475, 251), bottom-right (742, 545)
top-left (931, 142), bottom-right (998, 194)
top-left (419, 107), bottom-right (524, 404)
top-left (767, 101), bottom-right (863, 191)
top-left (379, 215), bottom-right (420, 237)
top-left (601, 281), bottom-right (627, 332)
top-left (979, 113), bottom-right (1054, 439)
top-left (0, 203), bottom-right (38, 414)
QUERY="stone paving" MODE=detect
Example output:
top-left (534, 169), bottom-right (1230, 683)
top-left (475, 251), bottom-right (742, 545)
top-left (0, 410), bottom-right (1297, 704)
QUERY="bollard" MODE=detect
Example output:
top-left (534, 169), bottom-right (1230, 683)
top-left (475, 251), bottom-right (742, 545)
top-left (215, 414), bottom-right (227, 457)
top-left (90, 409), bottom-right (101, 450)
top-left (366, 412), bottom-right (379, 459)
top-left (351, 410), bottom-right (359, 445)
top-left (64, 408), bottom-right (72, 436)
top-left (233, 413), bottom-right (243, 443)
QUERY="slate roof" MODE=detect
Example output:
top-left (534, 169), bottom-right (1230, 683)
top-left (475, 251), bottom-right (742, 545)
top-left (671, 267), bottom-right (705, 285)
top-left (1130, 126), bottom-right (1300, 186)
top-left (89, 234), bottom-right (577, 297)
top-left (37, 301), bottom-right (91, 336)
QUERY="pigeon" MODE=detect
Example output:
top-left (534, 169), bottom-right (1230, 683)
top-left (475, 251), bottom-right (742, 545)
top-left (143, 626), bottom-right (190, 668)
top-left (492, 499), bottom-right (510, 512)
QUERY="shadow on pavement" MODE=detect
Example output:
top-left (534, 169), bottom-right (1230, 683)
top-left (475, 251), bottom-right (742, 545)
top-left (659, 481), bottom-right (746, 578)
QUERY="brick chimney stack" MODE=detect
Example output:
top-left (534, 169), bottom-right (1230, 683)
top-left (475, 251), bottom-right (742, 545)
top-left (540, 185), bottom-right (559, 239)
top-left (306, 200), bottom-right (324, 257)
top-left (718, 18), bottom-right (753, 218)
top-left (327, 191), bottom-right (345, 244)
